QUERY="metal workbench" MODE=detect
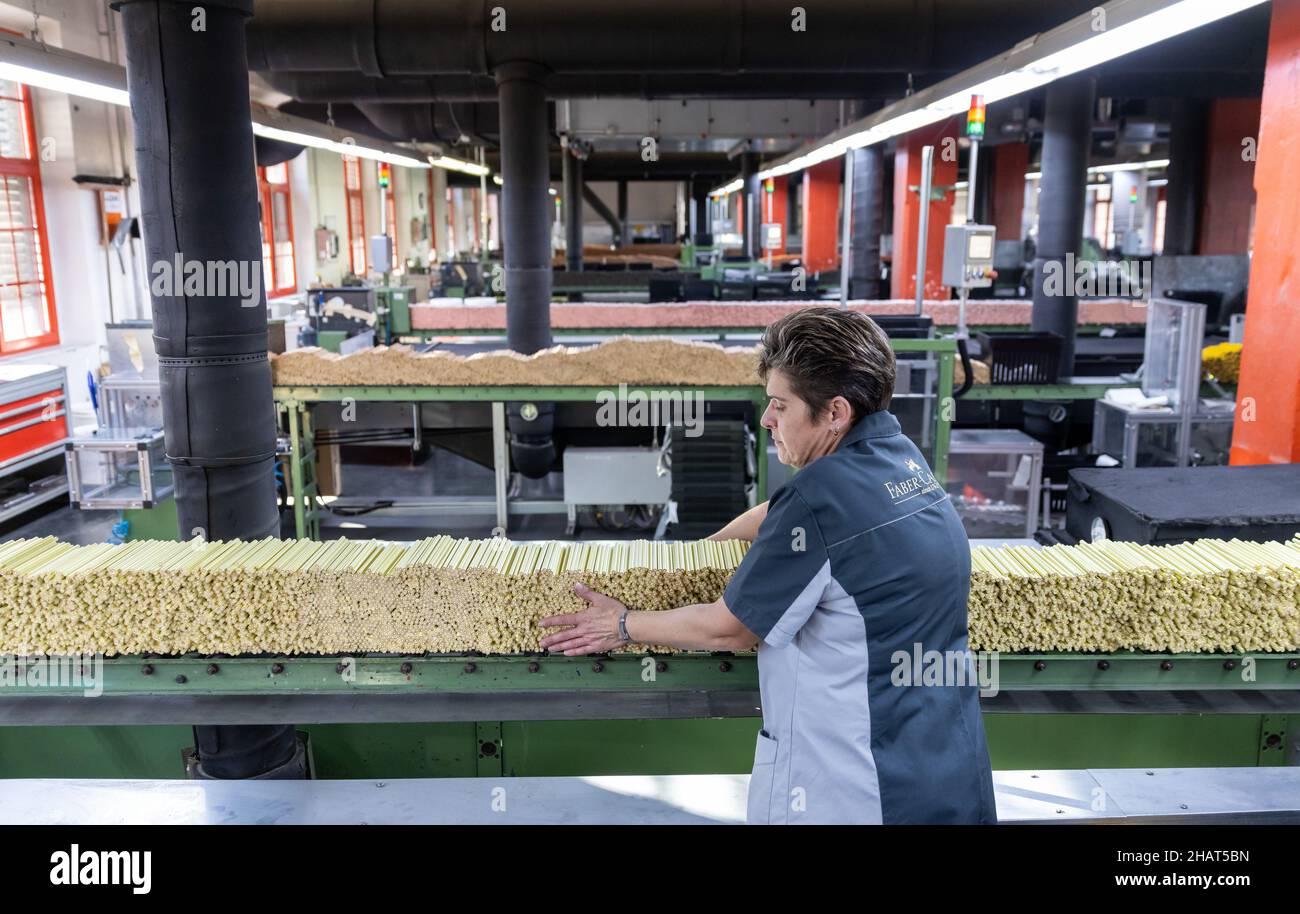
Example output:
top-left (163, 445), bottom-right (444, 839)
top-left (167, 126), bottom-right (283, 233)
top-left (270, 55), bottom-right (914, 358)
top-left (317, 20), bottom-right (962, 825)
top-left (2, 767), bottom-right (1296, 824)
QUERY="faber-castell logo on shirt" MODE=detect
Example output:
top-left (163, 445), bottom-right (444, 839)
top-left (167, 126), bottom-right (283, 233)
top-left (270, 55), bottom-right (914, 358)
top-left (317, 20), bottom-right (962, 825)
top-left (884, 458), bottom-right (940, 504)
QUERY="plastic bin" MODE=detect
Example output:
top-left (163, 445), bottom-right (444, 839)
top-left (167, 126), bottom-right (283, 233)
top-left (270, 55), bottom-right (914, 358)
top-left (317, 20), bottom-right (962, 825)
top-left (975, 331), bottom-right (1064, 384)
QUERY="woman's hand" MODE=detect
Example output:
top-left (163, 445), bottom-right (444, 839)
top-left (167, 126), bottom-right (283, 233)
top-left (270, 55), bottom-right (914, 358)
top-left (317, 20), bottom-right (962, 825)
top-left (538, 583), bottom-right (628, 655)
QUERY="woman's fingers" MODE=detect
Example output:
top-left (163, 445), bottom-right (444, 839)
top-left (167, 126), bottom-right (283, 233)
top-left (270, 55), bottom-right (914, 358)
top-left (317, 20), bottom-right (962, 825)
top-left (541, 631), bottom-right (587, 651)
top-left (539, 612), bottom-right (581, 629)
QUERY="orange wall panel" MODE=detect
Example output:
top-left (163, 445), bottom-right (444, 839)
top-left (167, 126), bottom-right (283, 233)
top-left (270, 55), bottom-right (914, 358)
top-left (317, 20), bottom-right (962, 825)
top-left (1197, 98), bottom-right (1261, 255)
top-left (1231, 0), bottom-right (1300, 465)
top-left (891, 119), bottom-right (959, 300)
top-left (801, 159), bottom-right (842, 272)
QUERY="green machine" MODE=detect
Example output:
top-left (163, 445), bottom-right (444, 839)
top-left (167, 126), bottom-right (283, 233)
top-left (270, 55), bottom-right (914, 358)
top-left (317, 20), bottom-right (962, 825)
top-left (376, 284), bottom-right (416, 341)
top-left (14, 341), bottom-right (1287, 780)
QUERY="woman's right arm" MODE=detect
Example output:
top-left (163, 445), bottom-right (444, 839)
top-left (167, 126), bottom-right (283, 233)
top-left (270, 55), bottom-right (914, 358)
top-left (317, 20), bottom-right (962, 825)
top-left (707, 501), bottom-right (768, 542)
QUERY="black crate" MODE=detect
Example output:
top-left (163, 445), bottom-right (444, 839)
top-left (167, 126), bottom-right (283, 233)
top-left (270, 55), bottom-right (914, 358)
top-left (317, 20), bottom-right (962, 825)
top-left (974, 331), bottom-right (1064, 385)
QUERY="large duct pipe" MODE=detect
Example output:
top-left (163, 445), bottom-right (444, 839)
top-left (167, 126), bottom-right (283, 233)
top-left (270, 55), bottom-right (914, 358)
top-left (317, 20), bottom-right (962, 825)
top-left (354, 100), bottom-right (499, 144)
top-left (849, 144), bottom-right (885, 299)
top-left (115, 0), bottom-right (303, 779)
top-left (246, 0), bottom-right (1102, 77)
top-left (563, 146), bottom-right (583, 271)
top-left (1031, 73), bottom-right (1095, 375)
top-left (260, 71), bottom-right (934, 103)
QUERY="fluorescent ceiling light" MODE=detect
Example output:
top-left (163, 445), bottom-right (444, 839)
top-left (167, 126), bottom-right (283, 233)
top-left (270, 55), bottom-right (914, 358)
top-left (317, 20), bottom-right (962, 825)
top-left (492, 175), bottom-right (504, 185)
top-left (0, 32), bottom-right (130, 107)
top-left (709, 179), bottom-right (743, 198)
top-left (252, 113), bottom-right (429, 169)
top-left (0, 32), bottom-right (432, 169)
top-left (428, 155), bottom-right (491, 177)
top-left (1087, 158), bottom-right (1170, 174)
top-left (756, 0), bottom-right (1267, 182)
top-left (1025, 157), bottom-right (1170, 179)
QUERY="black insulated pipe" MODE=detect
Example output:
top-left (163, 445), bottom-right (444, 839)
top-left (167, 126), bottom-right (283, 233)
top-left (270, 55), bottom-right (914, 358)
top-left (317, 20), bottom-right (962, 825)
top-left (496, 62), bottom-right (553, 354)
top-left (849, 145), bottom-right (884, 299)
top-left (495, 62), bottom-right (556, 479)
top-left (563, 146), bottom-right (583, 271)
top-left (1031, 73), bottom-right (1095, 376)
top-left (244, 0), bottom-right (1104, 78)
top-left (1163, 98), bottom-right (1206, 257)
top-left (260, 71), bottom-right (934, 103)
top-left (115, 0), bottom-right (303, 780)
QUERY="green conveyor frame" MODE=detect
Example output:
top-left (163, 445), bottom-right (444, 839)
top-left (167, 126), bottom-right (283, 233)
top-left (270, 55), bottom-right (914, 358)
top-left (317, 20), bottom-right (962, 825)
top-left (273, 339), bottom-right (960, 541)
top-left (0, 652), bottom-right (1293, 778)
top-left (2, 651), bottom-right (1295, 699)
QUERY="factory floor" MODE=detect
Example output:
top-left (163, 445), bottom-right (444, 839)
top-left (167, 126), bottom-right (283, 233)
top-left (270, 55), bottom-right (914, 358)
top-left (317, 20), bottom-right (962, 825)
top-left (0, 444), bottom-right (660, 546)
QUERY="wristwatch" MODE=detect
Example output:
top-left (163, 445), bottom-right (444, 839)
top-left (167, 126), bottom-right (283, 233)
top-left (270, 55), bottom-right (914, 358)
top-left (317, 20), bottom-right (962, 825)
top-left (617, 610), bottom-right (632, 644)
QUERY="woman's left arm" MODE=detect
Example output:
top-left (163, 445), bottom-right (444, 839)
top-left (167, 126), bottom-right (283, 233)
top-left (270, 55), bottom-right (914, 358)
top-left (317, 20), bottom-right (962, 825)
top-left (539, 583), bottom-right (759, 655)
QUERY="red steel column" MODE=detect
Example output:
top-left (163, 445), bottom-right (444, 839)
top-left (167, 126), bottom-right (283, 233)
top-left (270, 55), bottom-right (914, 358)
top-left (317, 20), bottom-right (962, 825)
top-left (1197, 98), bottom-right (1261, 255)
top-left (891, 119), bottom-right (958, 300)
top-left (1231, 0), bottom-right (1300, 465)
top-left (991, 142), bottom-right (1029, 244)
top-left (801, 159), bottom-right (842, 273)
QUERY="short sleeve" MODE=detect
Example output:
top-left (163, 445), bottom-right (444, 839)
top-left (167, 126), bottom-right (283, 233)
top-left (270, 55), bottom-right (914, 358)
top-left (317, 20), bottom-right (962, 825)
top-left (723, 485), bottom-right (830, 648)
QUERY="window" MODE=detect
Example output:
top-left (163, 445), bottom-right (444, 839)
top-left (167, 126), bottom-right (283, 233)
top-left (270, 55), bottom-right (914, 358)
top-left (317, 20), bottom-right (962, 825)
top-left (343, 156), bottom-right (366, 275)
top-left (257, 162), bottom-right (296, 296)
top-left (0, 78), bottom-right (57, 354)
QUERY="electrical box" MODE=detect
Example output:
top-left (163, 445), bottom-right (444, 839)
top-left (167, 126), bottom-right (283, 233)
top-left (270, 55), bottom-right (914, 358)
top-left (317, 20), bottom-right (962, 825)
top-left (563, 448), bottom-right (671, 507)
top-left (369, 234), bottom-right (393, 274)
top-left (941, 224), bottom-right (997, 289)
top-left (761, 223), bottom-right (783, 251)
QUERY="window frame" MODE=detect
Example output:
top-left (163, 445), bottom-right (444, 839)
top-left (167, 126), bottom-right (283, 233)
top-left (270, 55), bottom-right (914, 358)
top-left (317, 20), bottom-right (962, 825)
top-left (0, 79), bottom-right (59, 355)
top-left (343, 155), bottom-right (367, 276)
top-left (257, 163), bottom-right (297, 297)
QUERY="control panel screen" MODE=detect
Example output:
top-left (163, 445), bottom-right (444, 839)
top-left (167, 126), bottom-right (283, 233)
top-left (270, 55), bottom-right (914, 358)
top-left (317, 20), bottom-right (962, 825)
top-left (967, 233), bottom-right (993, 260)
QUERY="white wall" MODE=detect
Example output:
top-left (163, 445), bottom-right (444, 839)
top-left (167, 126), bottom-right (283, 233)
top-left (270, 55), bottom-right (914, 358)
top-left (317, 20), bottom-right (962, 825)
top-left (0, 0), bottom-right (145, 424)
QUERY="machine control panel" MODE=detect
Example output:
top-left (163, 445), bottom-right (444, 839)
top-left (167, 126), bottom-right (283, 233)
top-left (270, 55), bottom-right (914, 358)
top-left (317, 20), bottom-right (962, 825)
top-left (941, 224), bottom-right (998, 289)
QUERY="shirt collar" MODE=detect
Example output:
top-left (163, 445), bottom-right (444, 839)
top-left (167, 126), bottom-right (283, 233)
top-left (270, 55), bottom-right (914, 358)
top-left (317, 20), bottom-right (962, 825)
top-left (841, 410), bottom-right (900, 446)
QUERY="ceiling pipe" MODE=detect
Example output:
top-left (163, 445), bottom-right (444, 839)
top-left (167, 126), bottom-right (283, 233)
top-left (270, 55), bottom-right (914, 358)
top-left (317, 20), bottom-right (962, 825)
top-left (246, 0), bottom-right (1105, 77)
top-left (259, 70), bottom-right (933, 102)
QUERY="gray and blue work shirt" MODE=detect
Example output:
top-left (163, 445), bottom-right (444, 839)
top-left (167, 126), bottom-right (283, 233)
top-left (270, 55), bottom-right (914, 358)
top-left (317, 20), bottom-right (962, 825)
top-left (724, 409), bottom-right (997, 825)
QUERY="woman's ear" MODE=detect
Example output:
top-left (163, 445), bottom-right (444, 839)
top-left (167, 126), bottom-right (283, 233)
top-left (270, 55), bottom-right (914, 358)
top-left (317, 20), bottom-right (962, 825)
top-left (831, 396), bottom-right (854, 428)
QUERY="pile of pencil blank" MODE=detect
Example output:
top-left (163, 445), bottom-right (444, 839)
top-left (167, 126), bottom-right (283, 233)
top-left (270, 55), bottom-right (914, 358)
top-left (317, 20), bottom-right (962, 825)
top-left (0, 536), bottom-right (1295, 656)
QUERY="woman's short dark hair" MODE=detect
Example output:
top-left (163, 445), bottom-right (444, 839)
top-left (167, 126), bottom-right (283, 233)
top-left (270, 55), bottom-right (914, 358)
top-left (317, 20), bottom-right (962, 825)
top-left (757, 307), bottom-right (896, 421)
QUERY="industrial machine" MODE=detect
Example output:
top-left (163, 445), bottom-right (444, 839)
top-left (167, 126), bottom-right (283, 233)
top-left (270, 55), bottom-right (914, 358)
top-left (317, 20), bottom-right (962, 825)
top-left (308, 285), bottom-right (417, 349)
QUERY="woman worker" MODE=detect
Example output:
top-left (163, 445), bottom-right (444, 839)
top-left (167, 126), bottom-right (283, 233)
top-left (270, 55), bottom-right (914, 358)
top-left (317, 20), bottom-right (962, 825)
top-left (540, 307), bottom-right (996, 825)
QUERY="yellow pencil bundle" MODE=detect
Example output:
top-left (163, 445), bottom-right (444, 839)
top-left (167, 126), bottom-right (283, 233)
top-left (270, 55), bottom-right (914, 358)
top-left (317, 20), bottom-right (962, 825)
top-left (0, 535), bottom-right (1295, 656)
